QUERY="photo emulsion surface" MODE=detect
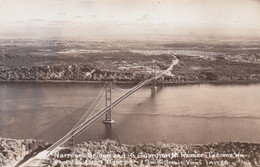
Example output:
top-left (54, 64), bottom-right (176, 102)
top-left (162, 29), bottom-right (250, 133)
top-left (0, 0), bottom-right (260, 166)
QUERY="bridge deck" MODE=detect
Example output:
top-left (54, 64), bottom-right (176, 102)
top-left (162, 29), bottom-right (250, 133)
top-left (18, 55), bottom-right (179, 167)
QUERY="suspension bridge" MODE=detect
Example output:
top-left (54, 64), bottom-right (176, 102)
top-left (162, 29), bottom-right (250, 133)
top-left (19, 56), bottom-right (179, 167)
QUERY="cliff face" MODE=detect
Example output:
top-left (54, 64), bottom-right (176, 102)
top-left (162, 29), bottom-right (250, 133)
top-left (46, 140), bottom-right (260, 167)
top-left (0, 138), bottom-right (46, 167)
top-left (1, 138), bottom-right (260, 167)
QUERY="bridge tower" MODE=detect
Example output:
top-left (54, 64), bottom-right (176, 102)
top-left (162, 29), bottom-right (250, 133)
top-left (103, 82), bottom-right (115, 124)
top-left (151, 64), bottom-right (157, 93)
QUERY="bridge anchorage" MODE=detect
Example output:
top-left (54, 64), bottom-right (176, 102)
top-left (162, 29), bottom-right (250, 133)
top-left (103, 82), bottom-right (115, 124)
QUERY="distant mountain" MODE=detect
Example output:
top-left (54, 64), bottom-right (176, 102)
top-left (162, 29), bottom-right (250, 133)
top-left (136, 14), bottom-right (160, 25)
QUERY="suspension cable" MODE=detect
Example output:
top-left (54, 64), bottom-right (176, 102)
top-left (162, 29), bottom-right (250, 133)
top-left (86, 89), bottom-right (106, 119)
top-left (46, 56), bottom-right (179, 154)
top-left (72, 91), bottom-right (106, 138)
top-left (47, 83), bottom-right (109, 152)
top-left (68, 83), bottom-right (108, 133)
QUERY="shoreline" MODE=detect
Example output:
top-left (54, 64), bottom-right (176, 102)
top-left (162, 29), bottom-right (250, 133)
top-left (1, 79), bottom-right (260, 86)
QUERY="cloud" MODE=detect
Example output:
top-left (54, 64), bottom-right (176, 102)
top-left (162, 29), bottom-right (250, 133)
top-left (28, 19), bottom-right (70, 27)
top-left (49, 20), bottom-right (70, 25)
top-left (29, 19), bottom-right (47, 22)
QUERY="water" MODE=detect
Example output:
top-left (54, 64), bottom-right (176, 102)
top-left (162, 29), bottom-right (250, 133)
top-left (0, 82), bottom-right (260, 144)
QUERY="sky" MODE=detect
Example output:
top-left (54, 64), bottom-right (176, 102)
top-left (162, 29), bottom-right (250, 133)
top-left (0, 0), bottom-right (260, 39)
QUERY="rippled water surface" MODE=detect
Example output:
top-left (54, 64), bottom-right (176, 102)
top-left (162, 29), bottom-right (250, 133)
top-left (0, 82), bottom-right (260, 144)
